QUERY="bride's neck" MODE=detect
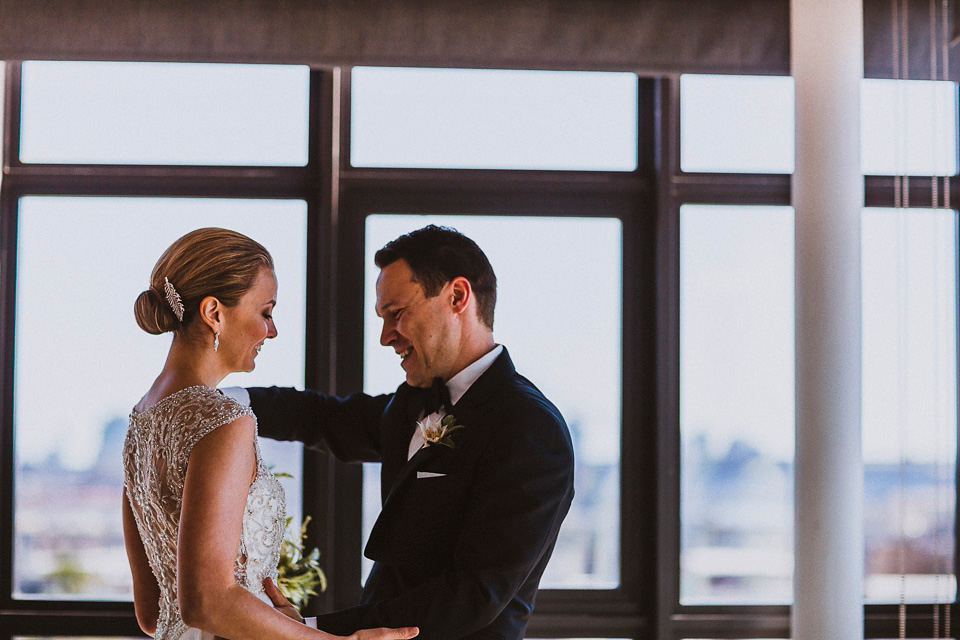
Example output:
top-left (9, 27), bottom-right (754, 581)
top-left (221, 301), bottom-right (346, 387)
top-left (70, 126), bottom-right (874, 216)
top-left (157, 337), bottom-right (228, 392)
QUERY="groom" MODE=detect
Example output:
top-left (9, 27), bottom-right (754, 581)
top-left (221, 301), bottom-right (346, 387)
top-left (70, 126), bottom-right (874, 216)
top-left (248, 225), bottom-right (574, 639)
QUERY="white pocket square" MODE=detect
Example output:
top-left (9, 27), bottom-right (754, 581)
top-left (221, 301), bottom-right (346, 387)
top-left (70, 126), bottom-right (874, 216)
top-left (417, 471), bottom-right (447, 479)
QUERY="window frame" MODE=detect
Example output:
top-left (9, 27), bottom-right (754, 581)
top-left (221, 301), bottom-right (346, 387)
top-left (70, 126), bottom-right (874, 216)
top-left (327, 69), bottom-right (659, 637)
top-left (0, 60), bottom-right (956, 640)
top-left (0, 63), bottom-right (333, 634)
top-left (664, 72), bottom-right (960, 640)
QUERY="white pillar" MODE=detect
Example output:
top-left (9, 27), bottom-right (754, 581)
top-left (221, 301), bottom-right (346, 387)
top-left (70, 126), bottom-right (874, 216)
top-left (791, 1), bottom-right (864, 639)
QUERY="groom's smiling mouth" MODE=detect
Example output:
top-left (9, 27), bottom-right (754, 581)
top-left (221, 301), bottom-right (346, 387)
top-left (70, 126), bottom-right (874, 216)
top-left (398, 347), bottom-right (412, 360)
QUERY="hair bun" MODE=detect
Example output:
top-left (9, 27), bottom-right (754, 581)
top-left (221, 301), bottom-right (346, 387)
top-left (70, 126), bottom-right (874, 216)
top-left (136, 228), bottom-right (274, 337)
top-left (134, 288), bottom-right (178, 335)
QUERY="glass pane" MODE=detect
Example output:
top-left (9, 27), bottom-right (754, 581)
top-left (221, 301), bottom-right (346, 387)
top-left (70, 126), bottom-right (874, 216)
top-left (680, 75), bottom-right (795, 174)
top-left (862, 207), bottom-right (958, 604)
top-left (14, 197), bottom-right (307, 599)
top-left (19, 61), bottom-right (309, 166)
top-left (861, 79), bottom-right (958, 176)
top-left (680, 204), bottom-right (795, 605)
top-left (362, 215), bottom-right (623, 589)
top-left (350, 67), bottom-right (638, 171)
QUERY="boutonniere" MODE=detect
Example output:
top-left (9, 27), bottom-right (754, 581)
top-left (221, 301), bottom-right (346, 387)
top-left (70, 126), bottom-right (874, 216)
top-left (418, 413), bottom-right (465, 449)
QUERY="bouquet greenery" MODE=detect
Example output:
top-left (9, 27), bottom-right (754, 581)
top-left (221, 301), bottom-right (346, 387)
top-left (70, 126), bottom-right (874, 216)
top-left (276, 515), bottom-right (328, 612)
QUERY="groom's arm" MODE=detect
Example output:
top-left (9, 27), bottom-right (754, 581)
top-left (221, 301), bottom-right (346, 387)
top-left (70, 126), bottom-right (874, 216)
top-left (247, 386), bottom-right (391, 463)
top-left (311, 401), bottom-right (576, 639)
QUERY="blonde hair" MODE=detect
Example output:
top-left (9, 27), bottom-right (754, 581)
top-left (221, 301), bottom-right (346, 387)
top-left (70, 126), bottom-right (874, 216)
top-left (134, 228), bottom-right (274, 335)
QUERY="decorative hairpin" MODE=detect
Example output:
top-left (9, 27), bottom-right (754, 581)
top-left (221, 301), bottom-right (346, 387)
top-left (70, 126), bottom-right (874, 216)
top-left (163, 277), bottom-right (185, 321)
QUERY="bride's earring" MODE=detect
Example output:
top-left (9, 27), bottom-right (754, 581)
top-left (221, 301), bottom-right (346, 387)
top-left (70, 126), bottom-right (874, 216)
top-left (214, 330), bottom-right (220, 352)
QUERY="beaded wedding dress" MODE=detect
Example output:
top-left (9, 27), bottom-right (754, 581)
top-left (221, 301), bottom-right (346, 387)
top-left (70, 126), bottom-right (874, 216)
top-left (123, 386), bottom-right (286, 640)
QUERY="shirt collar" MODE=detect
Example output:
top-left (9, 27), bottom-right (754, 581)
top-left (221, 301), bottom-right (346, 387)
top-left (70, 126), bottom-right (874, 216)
top-left (446, 344), bottom-right (503, 405)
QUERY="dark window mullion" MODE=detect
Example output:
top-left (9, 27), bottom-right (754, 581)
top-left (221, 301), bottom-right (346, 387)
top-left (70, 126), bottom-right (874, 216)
top-left (656, 73), bottom-right (684, 640)
top-left (671, 172), bottom-right (791, 207)
top-left (0, 62), bottom-right (20, 614)
top-left (865, 174), bottom-right (960, 208)
top-left (2, 62), bottom-right (22, 171)
top-left (2, 164), bottom-right (316, 200)
top-left (0, 182), bottom-right (19, 613)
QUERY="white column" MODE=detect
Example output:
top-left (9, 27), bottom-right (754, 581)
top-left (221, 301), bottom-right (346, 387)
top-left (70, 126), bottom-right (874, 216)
top-left (791, 1), bottom-right (864, 639)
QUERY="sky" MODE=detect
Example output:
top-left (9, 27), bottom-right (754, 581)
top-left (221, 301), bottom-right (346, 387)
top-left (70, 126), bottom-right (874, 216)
top-left (7, 62), bottom-right (959, 475)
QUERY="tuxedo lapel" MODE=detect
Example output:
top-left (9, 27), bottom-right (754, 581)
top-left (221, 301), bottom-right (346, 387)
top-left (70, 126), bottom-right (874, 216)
top-left (365, 437), bottom-right (444, 556)
top-left (380, 443), bottom-right (442, 507)
top-left (379, 384), bottom-right (422, 499)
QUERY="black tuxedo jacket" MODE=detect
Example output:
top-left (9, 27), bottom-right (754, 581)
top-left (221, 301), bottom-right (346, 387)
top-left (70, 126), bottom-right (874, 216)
top-left (248, 348), bottom-right (574, 640)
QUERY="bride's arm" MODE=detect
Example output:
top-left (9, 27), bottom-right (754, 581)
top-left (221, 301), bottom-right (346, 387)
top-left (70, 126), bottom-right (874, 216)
top-left (178, 415), bottom-right (326, 640)
top-left (123, 491), bottom-right (160, 636)
top-left (177, 416), bottom-right (417, 640)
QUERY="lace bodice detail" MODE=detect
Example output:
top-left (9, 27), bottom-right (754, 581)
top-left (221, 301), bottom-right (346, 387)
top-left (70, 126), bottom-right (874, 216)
top-left (123, 386), bottom-right (286, 640)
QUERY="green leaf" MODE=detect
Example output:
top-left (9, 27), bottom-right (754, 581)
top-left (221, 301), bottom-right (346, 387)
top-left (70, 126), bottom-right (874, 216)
top-left (441, 414), bottom-right (458, 427)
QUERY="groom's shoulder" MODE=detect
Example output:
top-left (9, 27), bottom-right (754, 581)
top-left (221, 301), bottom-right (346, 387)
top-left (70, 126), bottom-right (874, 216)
top-left (483, 373), bottom-right (573, 470)
top-left (497, 371), bottom-right (567, 431)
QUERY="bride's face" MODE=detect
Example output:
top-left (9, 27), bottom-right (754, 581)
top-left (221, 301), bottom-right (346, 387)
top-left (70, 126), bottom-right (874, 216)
top-left (219, 268), bottom-right (278, 373)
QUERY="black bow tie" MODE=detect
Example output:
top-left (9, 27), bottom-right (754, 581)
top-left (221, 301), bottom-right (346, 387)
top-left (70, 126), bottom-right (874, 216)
top-left (410, 376), bottom-right (451, 417)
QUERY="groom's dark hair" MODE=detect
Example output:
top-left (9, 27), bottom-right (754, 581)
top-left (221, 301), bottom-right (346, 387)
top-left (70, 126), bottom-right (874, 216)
top-left (375, 225), bottom-right (497, 329)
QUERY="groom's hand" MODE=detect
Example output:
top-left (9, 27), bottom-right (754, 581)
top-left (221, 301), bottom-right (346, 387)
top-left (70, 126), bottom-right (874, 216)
top-left (349, 627), bottom-right (420, 640)
top-left (262, 577), bottom-right (304, 624)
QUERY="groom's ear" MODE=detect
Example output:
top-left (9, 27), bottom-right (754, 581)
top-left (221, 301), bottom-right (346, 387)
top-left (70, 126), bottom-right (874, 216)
top-left (449, 277), bottom-right (472, 316)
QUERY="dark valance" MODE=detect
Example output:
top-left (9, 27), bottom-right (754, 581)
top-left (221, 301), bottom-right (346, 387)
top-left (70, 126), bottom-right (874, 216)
top-left (0, 0), bottom-right (956, 79)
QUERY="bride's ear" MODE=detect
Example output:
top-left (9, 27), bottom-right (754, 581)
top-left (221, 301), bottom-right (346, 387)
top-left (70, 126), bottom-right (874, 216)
top-left (197, 296), bottom-right (223, 334)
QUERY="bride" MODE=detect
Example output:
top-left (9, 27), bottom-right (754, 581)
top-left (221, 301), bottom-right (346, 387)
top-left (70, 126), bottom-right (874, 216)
top-left (122, 228), bottom-right (418, 640)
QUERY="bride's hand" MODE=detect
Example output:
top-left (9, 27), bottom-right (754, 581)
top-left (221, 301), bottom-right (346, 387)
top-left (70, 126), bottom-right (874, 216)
top-left (349, 627), bottom-right (419, 640)
top-left (262, 577), bottom-right (304, 624)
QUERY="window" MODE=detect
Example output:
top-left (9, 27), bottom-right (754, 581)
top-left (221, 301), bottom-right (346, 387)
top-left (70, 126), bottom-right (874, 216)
top-left (2, 62), bottom-right (649, 639)
top-left (676, 73), bottom-right (960, 639)
top-left (860, 79), bottom-right (958, 176)
top-left (679, 204), bottom-right (795, 605)
top-left (2, 60), bottom-right (957, 640)
top-left (19, 61), bottom-right (309, 166)
top-left (2, 62), bottom-right (313, 631)
top-left (861, 207), bottom-right (958, 604)
top-left (350, 67), bottom-right (638, 171)
top-left (680, 74), bottom-right (795, 174)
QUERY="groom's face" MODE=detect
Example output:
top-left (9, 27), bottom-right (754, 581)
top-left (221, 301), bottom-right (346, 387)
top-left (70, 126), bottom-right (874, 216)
top-left (376, 258), bottom-right (459, 388)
